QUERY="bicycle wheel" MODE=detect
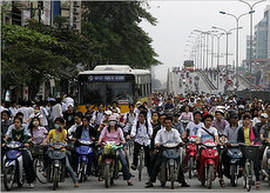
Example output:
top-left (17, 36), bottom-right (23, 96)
top-left (244, 161), bottom-right (251, 192)
top-left (34, 158), bottom-right (47, 184)
top-left (138, 151), bottom-right (143, 181)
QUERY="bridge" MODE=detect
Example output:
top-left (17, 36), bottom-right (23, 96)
top-left (167, 69), bottom-right (263, 94)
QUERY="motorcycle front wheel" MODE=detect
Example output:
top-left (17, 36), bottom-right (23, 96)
top-left (207, 165), bottom-right (213, 189)
top-left (53, 167), bottom-right (59, 190)
top-left (170, 166), bottom-right (175, 189)
top-left (188, 157), bottom-right (194, 179)
top-left (230, 165), bottom-right (237, 187)
top-left (4, 166), bottom-right (15, 191)
top-left (104, 164), bottom-right (110, 188)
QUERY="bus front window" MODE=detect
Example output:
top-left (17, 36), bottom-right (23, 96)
top-left (80, 82), bottom-right (134, 105)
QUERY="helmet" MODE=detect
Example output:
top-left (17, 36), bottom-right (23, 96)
top-left (108, 115), bottom-right (117, 122)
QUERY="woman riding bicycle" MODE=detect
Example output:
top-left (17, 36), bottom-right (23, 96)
top-left (237, 114), bottom-right (261, 190)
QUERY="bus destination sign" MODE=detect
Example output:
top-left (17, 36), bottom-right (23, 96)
top-left (88, 75), bottom-right (126, 82)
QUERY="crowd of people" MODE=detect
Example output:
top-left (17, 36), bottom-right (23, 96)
top-left (1, 91), bottom-right (270, 190)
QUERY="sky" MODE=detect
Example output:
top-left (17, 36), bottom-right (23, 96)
top-left (140, 0), bottom-right (269, 83)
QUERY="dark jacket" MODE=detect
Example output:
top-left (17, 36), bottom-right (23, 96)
top-left (237, 126), bottom-right (260, 144)
top-left (74, 125), bottom-right (97, 142)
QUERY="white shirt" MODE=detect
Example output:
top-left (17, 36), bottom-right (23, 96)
top-left (95, 111), bottom-right (105, 125)
top-left (197, 125), bottom-right (218, 142)
top-left (68, 123), bottom-right (82, 139)
top-left (64, 97), bottom-right (74, 106)
top-left (9, 107), bottom-right (18, 117)
top-left (131, 120), bottom-right (153, 146)
top-left (155, 128), bottom-right (182, 145)
top-left (40, 106), bottom-right (49, 126)
top-left (186, 121), bottom-right (204, 136)
top-left (51, 103), bottom-right (63, 122)
top-left (17, 106), bottom-right (30, 123)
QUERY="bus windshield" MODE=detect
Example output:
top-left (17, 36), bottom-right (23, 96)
top-left (79, 81), bottom-right (134, 105)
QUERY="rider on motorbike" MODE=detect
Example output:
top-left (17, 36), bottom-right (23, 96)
top-left (97, 115), bottom-right (133, 186)
top-left (196, 114), bottom-right (221, 185)
top-left (145, 117), bottom-right (190, 188)
top-left (182, 111), bottom-right (203, 140)
top-left (73, 116), bottom-right (97, 177)
top-left (42, 117), bottom-right (79, 187)
top-left (3, 117), bottom-right (36, 188)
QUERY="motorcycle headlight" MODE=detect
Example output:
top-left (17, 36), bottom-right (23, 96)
top-left (215, 152), bottom-right (219, 156)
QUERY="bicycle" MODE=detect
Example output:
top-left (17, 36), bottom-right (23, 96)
top-left (241, 145), bottom-right (262, 192)
top-left (32, 144), bottom-right (47, 184)
top-left (137, 146), bottom-right (144, 181)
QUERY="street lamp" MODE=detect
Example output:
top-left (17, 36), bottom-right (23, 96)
top-left (239, 0), bottom-right (266, 96)
top-left (212, 26), bottom-right (242, 72)
top-left (219, 11), bottom-right (251, 72)
top-left (194, 29), bottom-right (218, 70)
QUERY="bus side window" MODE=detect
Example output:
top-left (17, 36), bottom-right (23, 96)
top-left (137, 85), bottom-right (142, 97)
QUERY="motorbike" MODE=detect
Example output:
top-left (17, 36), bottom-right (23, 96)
top-left (75, 138), bottom-right (94, 182)
top-left (197, 140), bottom-right (219, 189)
top-left (185, 136), bottom-right (198, 179)
top-left (102, 141), bottom-right (123, 188)
top-left (46, 142), bottom-right (67, 190)
top-left (159, 141), bottom-right (180, 189)
top-left (223, 142), bottom-right (243, 187)
top-left (3, 141), bottom-right (26, 191)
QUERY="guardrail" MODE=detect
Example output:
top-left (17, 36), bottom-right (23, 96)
top-left (197, 69), bottom-right (217, 91)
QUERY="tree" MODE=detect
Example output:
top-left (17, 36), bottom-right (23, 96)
top-left (82, 1), bottom-right (161, 69)
top-left (1, 23), bottom-right (72, 98)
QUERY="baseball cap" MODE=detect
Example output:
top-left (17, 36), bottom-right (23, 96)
top-left (230, 113), bottom-right (239, 118)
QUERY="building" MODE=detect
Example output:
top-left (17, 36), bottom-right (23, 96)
top-left (254, 8), bottom-right (268, 60)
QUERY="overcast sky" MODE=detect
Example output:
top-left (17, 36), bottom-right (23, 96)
top-left (140, 0), bottom-right (269, 83)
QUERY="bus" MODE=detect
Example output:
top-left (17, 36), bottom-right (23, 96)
top-left (183, 60), bottom-right (195, 72)
top-left (77, 65), bottom-right (152, 113)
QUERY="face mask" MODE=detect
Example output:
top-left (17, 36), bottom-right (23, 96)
top-left (109, 121), bottom-right (116, 127)
top-left (33, 121), bottom-right (39, 127)
top-left (34, 109), bottom-right (40, 114)
top-left (54, 124), bottom-right (61, 129)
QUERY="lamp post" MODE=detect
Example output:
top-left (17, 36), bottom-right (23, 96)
top-left (219, 11), bottom-right (251, 73)
top-left (212, 26), bottom-right (242, 72)
top-left (192, 31), bottom-right (204, 69)
top-left (194, 30), bottom-right (218, 70)
top-left (216, 33), bottom-right (225, 90)
top-left (239, 0), bottom-right (266, 98)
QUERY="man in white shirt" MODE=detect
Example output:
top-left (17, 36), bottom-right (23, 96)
top-left (123, 104), bottom-right (136, 135)
top-left (17, 101), bottom-right (30, 123)
top-left (94, 104), bottom-right (105, 126)
top-left (146, 117), bottom-right (189, 188)
top-left (51, 98), bottom-right (63, 122)
top-left (130, 111), bottom-right (153, 175)
top-left (68, 112), bottom-right (83, 140)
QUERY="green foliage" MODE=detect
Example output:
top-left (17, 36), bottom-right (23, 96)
top-left (82, 1), bottom-right (160, 69)
top-left (1, 23), bottom-right (72, 91)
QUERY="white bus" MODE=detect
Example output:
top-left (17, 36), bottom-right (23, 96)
top-left (77, 65), bottom-right (152, 113)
